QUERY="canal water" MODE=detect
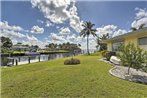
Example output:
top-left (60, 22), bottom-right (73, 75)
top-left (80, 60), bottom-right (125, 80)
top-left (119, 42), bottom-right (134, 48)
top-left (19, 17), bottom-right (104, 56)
top-left (1, 49), bottom-right (95, 67)
top-left (1, 52), bottom-right (74, 67)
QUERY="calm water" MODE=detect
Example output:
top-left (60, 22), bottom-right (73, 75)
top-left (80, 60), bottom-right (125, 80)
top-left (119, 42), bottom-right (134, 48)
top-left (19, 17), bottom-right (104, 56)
top-left (1, 52), bottom-right (74, 66)
top-left (1, 50), bottom-right (95, 67)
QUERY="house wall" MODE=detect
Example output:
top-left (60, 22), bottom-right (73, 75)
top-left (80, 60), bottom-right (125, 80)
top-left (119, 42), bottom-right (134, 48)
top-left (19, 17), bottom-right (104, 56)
top-left (107, 31), bottom-right (147, 51)
top-left (107, 42), bottom-right (112, 51)
top-left (124, 36), bottom-right (138, 46)
top-left (124, 36), bottom-right (147, 51)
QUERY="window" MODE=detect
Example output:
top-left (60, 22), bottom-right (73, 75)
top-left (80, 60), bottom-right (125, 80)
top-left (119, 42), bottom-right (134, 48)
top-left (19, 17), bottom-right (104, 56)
top-left (138, 37), bottom-right (147, 45)
top-left (112, 41), bottom-right (124, 51)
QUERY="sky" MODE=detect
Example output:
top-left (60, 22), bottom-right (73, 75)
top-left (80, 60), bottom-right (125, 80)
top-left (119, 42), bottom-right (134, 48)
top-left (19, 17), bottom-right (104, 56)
top-left (1, 0), bottom-right (147, 49)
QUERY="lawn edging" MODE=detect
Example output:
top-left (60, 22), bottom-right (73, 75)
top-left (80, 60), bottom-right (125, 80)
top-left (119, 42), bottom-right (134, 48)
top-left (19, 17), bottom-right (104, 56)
top-left (109, 65), bottom-right (147, 85)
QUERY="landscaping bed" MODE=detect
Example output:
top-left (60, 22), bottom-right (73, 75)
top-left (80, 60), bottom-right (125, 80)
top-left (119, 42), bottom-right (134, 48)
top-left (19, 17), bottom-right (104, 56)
top-left (109, 66), bottom-right (147, 84)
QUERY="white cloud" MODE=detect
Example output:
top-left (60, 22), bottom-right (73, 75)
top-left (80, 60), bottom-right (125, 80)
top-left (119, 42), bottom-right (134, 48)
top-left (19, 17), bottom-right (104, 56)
top-left (131, 8), bottom-right (147, 29)
top-left (31, 25), bottom-right (44, 34)
top-left (31, 0), bottom-right (70, 24)
top-left (0, 21), bottom-right (26, 39)
top-left (59, 27), bottom-right (70, 35)
top-left (67, 33), bottom-right (76, 40)
top-left (0, 21), bottom-right (24, 31)
top-left (69, 34), bottom-right (97, 50)
top-left (131, 17), bottom-right (147, 29)
top-left (37, 19), bottom-right (44, 24)
top-left (11, 39), bottom-right (18, 45)
top-left (45, 21), bottom-right (54, 27)
top-left (79, 38), bottom-right (97, 50)
top-left (135, 8), bottom-right (147, 19)
top-left (69, 1), bottom-right (83, 32)
top-left (26, 34), bottom-right (38, 41)
top-left (69, 15), bottom-right (83, 33)
top-left (113, 29), bottom-right (127, 37)
top-left (50, 33), bottom-right (65, 42)
top-left (25, 34), bottom-right (48, 48)
top-left (96, 25), bottom-right (126, 37)
top-left (31, 0), bottom-right (83, 33)
top-left (96, 25), bottom-right (117, 36)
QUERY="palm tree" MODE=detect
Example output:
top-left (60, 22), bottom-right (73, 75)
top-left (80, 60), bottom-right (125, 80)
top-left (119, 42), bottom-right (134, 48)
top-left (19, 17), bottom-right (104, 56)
top-left (130, 27), bottom-right (137, 31)
top-left (131, 23), bottom-right (145, 31)
top-left (80, 21), bottom-right (97, 55)
top-left (96, 33), bottom-right (109, 51)
top-left (138, 23), bottom-right (145, 29)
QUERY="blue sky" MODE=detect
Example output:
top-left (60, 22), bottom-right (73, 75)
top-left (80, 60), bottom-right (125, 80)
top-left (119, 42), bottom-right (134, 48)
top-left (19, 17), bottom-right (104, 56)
top-left (77, 1), bottom-right (146, 29)
top-left (1, 0), bottom-right (147, 49)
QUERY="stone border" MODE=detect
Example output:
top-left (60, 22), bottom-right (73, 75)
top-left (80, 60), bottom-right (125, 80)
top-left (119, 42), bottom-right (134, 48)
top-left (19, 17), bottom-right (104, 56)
top-left (99, 58), bottom-right (147, 85)
top-left (109, 67), bottom-right (117, 77)
top-left (109, 66), bottom-right (147, 84)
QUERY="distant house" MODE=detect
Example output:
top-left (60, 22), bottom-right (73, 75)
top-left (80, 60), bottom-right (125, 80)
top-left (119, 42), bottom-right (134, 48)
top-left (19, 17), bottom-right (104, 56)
top-left (102, 27), bottom-right (147, 51)
top-left (12, 45), bottom-right (30, 51)
top-left (12, 45), bottom-right (39, 52)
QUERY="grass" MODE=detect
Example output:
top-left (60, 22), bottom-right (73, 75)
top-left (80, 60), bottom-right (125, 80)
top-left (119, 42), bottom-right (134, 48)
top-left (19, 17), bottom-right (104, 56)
top-left (38, 50), bottom-right (69, 53)
top-left (1, 54), bottom-right (147, 98)
top-left (11, 50), bottom-right (69, 55)
top-left (13, 50), bottom-right (26, 54)
top-left (87, 51), bottom-right (103, 56)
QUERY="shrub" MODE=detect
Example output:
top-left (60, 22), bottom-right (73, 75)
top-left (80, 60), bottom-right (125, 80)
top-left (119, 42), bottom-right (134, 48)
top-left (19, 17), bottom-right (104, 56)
top-left (1, 57), bottom-right (9, 66)
top-left (117, 43), bottom-right (146, 74)
top-left (101, 50), bottom-right (108, 57)
top-left (142, 66), bottom-right (147, 73)
top-left (64, 58), bottom-right (80, 65)
top-left (144, 52), bottom-right (147, 66)
top-left (105, 51), bottom-right (116, 61)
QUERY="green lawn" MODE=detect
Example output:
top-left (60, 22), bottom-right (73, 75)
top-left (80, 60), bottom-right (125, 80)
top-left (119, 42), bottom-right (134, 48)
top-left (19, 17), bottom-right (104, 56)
top-left (1, 55), bottom-right (147, 98)
top-left (12, 50), bottom-right (69, 54)
top-left (38, 49), bottom-right (69, 53)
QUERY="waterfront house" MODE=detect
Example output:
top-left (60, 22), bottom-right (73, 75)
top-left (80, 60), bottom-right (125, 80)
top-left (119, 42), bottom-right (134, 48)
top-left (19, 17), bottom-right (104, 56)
top-left (102, 27), bottom-right (147, 51)
top-left (12, 45), bottom-right (30, 51)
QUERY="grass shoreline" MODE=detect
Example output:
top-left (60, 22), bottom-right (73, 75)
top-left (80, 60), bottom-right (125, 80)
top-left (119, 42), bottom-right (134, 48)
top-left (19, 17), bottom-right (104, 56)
top-left (1, 55), bottom-right (147, 98)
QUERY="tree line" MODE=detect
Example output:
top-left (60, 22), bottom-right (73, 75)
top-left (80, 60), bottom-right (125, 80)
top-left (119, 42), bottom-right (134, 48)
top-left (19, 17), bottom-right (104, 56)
top-left (0, 36), bottom-right (81, 53)
top-left (45, 42), bottom-right (81, 52)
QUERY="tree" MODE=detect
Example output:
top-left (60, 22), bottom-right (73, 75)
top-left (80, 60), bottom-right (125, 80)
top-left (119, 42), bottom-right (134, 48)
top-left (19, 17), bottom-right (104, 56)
top-left (78, 44), bottom-right (81, 47)
top-left (16, 42), bottom-right (22, 45)
top-left (1, 36), bottom-right (13, 53)
top-left (1, 36), bottom-right (12, 48)
top-left (138, 23), bottom-right (145, 29)
top-left (46, 43), bottom-right (57, 51)
top-left (33, 45), bottom-right (39, 49)
top-left (131, 23), bottom-right (145, 31)
top-left (58, 44), bottom-right (62, 50)
top-left (117, 43), bottom-right (146, 75)
top-left (130, 27), bottom-right (137, 31)
top-left (45, 42), bottom-right (81, 52)
top-left (96, 33), bottom-right (109, 51)
top-left (24, 44), bottom-right (29, 47)
top-left (80, 21), bottom-right (97, 55)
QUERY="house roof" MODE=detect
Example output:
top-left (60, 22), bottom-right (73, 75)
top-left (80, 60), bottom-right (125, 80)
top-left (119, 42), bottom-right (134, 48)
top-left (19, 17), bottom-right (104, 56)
top-left (102, 27), bottom-right (147, 43)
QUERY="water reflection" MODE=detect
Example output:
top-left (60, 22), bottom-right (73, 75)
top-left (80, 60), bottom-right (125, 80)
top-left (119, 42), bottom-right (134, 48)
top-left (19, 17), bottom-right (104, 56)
top-left (1, 52), bottom-right (74, 66)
